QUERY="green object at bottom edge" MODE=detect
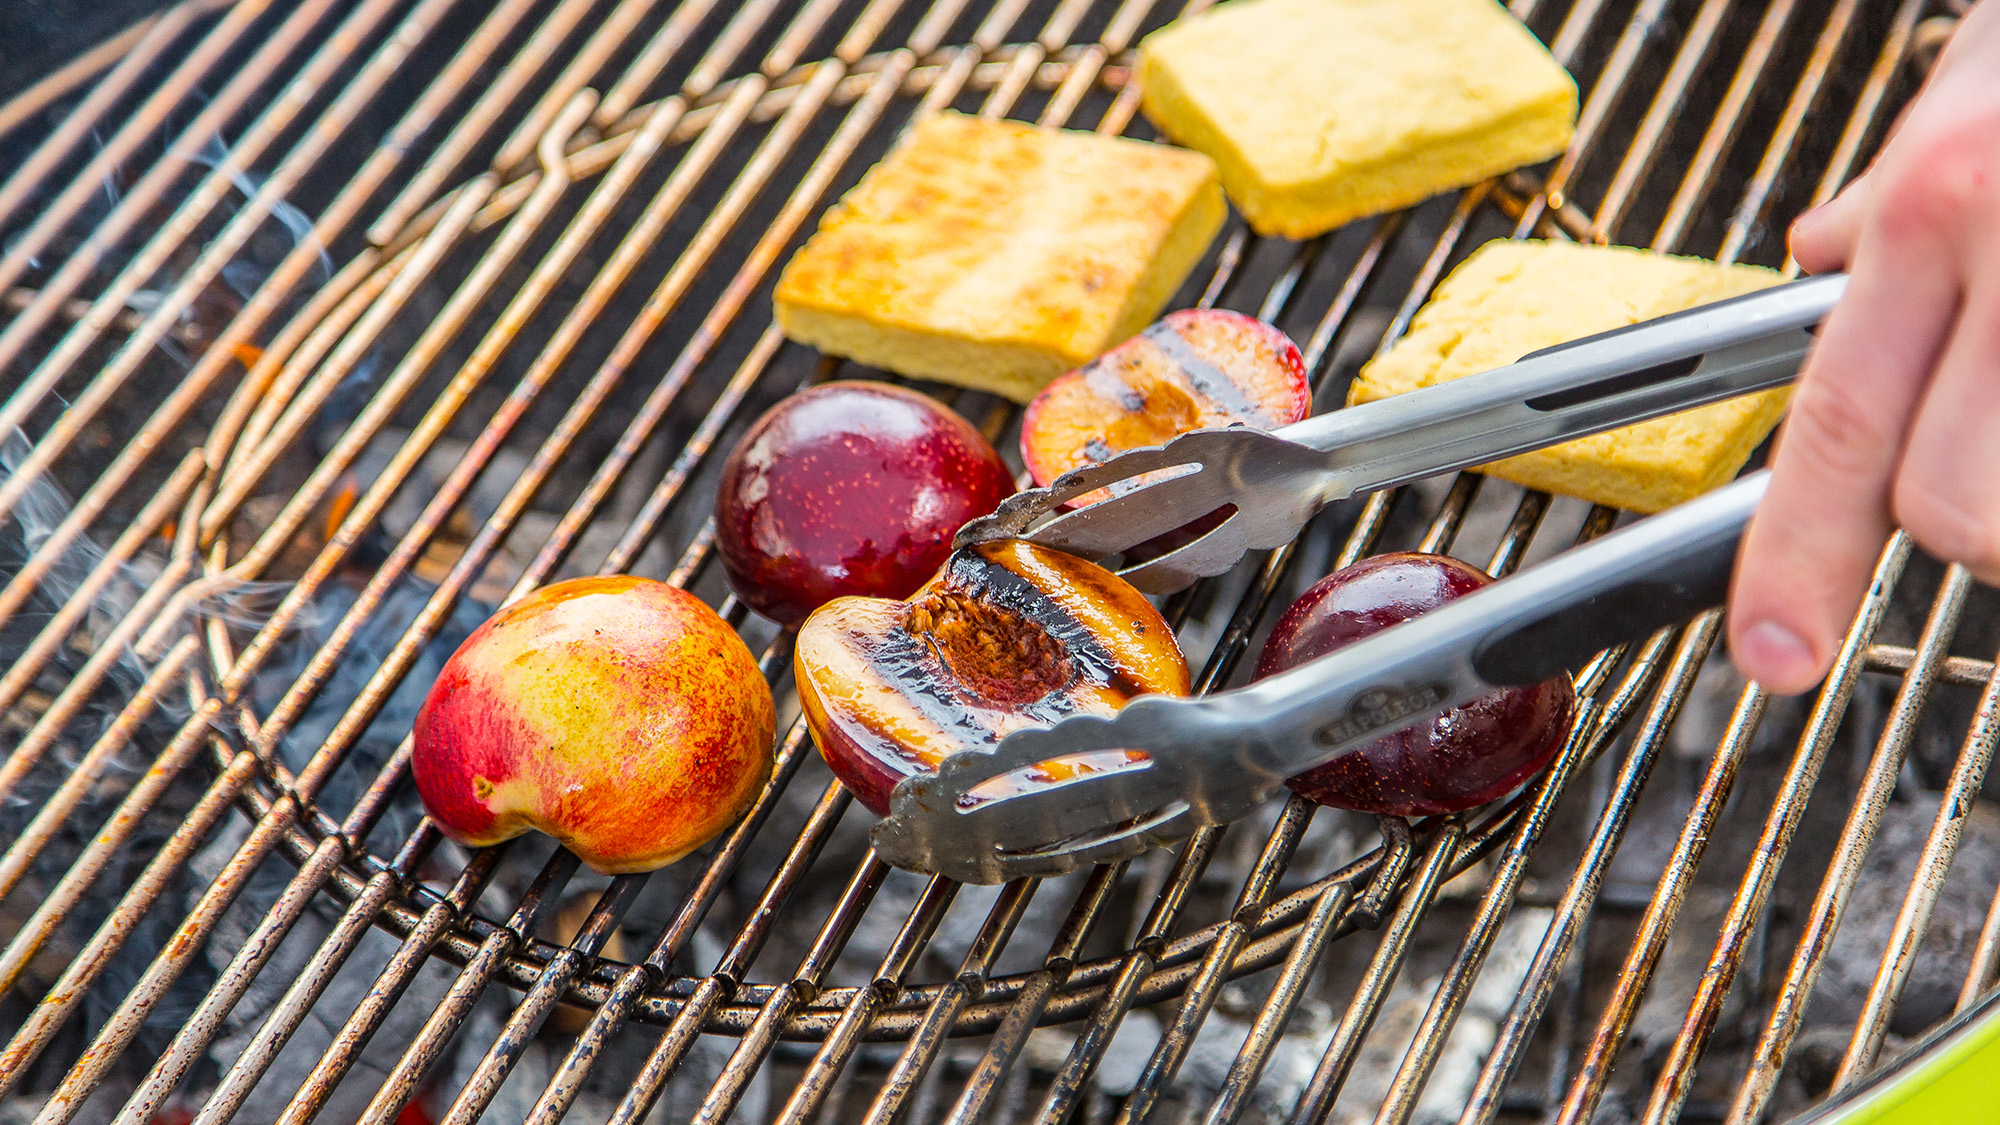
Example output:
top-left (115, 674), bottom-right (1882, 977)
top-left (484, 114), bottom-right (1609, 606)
top-left (1791, 988), bottom-right (2000, 1123)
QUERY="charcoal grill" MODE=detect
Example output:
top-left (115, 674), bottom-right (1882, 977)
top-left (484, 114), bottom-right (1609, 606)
top-left (1, 0), bottom-right (1994, 1122)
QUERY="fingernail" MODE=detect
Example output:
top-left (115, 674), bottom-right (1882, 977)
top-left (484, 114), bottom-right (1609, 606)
top-left (1737, 620), bottom-right (1820, 693)
top-left (1789, 202), bottom-right (1831, 242)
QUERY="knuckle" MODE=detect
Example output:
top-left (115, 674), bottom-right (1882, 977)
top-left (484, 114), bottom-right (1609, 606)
top-left (1782, 378), bottom-right (1896, 479)
top-left (1876, 112), bottom-right (2000, 236)
top-left (1893, 474), bottom-right (2000, 571)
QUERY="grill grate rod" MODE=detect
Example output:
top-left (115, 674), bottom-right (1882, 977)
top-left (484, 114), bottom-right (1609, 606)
top-left (1715, 564), bottom-right (1972, 1120)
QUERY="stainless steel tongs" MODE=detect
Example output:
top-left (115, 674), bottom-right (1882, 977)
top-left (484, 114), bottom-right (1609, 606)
top-left (877, 274), bottom-right (1849, 883)
top-left (955, 272), bottom-right (1846, 593)
top-left (879, 470), bottom-right (1769, 883)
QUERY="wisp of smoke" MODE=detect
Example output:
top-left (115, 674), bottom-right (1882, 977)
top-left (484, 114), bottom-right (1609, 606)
top-left (181, 133), bottom-right (335, 300)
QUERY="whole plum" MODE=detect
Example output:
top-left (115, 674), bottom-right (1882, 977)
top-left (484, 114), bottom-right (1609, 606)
top-left (1257, 552), bottom-right (1574, 818)
top-left (715, 381), bottom-right (1016, 628)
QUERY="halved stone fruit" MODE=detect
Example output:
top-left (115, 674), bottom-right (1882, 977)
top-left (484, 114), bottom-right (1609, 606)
top-left (795, 540), bottom-right (1190, 814)
top-left (1019, 308), bottom-right (1310, 505)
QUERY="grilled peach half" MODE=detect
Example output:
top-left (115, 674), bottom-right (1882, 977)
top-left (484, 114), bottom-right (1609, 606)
top-left (413, 576), bottom-right (776, 874)
top-left (1019, 308), bottom-right (1309, 504)
top-left (794, 540), bottom-right (1189, 814)
top-left (1257, 553), bottom-right (1574, 818)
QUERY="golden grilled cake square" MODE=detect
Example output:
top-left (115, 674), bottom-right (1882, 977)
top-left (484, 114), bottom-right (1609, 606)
top-left (1349, 239), bottom-right (1785, 513)
top-left (773, 112), bottom-right (1226, 403)
top-left (1138, 0), bottom-right (1577, 239)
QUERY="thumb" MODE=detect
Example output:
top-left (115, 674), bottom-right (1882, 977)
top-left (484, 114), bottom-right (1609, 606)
top-left (1790, 174), bottom-right (1869, 273)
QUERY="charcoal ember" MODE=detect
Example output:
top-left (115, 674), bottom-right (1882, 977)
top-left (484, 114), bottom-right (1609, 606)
top-left (1276, 807), bottom-right (1373, 895)
top-left (80, 817), bottom-right (214, 1059)
top-left (178, 574), bottom-right (503, 1119)
top-left (1154, 909), bottom-right (1551, 1124)
top-left (1319, 907), bottom-right (1552, 1125)
top-left (1763, 1025), bottom-right (1894, 1120)
top-left (1569, 883), bottom-right (1748, 1123)
top-left (829, 866), bottom-right (936, 985)
top-left (427, 989), bottom-right (695, 1125)
top-left (923, 867), bottom-right (1091, 980)
top-left (1669, 657), bottom-right (1750, 760)
top-left (731, 751), bottom-right (871, 883)
top-left (648, 1011), bottom-right (768, 1125)
top-left (1426, 905), bottom-right (1555, 1102)
top-left (251, 573), bottom-right (491, 833)
top-left (1872, 553), bottom-right (2000, 802)
top-left (1804, 793), bottom-right (2000, 1037)
top-left (1163, 994), bottom-right (1335, 1124)
top-left (1626, 886), bottom-right (1744, 1054)
top-left (1024, 1009), bottom-right (1162, 1096)
top-left (347, 428), bottom-right (680, 602)
top-left (437, 1020), bottom-right (567, 1124)
top-left (711, 752), bottom-right (875, 976)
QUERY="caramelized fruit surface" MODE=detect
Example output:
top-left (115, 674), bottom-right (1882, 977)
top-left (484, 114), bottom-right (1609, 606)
top-left (1020, 308), bottom-right (1308, 504)
top-left (795, 540), bottom-right (1188, 813)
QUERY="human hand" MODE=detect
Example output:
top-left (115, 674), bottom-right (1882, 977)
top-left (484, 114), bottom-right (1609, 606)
top-left (1729, 0), bottom-right (2000, 693)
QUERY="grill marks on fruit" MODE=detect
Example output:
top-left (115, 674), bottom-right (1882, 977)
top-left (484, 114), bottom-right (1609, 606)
top-left (794, 540), bottom-right (1191, 812)
top-left (1143, 317), bottom-right (1276, 425)
top-left (1018, 310), bottom-right (1310, 506)
top-left (878, 549), bottom-right (1125, 734)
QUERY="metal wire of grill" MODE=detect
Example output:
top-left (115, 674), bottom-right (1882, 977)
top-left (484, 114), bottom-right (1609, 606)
top-left (0, 0), bottom-right (1993, 1123)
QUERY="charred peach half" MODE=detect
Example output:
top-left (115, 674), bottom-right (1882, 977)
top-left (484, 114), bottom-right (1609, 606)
top-left (1257, 553), bottom-right (1574, 818)
top-left (1019, 308), bottom-right (1309, 502)
top-left (794, 540), bottom-right (1189, 814)
top-left (413, 576), bottom-right (776, 874)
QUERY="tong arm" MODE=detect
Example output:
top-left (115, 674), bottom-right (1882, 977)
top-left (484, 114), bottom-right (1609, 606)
top-left (879, 471), bottom-right (1770, 882)
top-left (1291, 273), bottom-right (1843, 501)
top-left (1139, 468), bottom-right (1766, 788)
top-left (955, 274), bottom-right (1839, 565)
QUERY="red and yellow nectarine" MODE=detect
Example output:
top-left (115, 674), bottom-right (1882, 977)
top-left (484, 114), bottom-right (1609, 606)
top-left (413, 576), bottom-right (775, 874)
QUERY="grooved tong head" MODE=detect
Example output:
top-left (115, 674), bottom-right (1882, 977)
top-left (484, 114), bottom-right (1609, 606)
top-left (952, 426), bottom-right (1336, 594)
top-left (868, 694), bottom-right (1280, 883)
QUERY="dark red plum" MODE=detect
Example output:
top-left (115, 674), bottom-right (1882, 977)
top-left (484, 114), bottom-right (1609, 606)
top-left (1256, 552), bottom-right (1574, 818)
top-left (715, 381), bottom-right (1016, 628)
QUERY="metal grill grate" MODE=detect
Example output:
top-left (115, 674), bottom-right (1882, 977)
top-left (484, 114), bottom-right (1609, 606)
top-left (0, 1), bottom-right (1992, 1122)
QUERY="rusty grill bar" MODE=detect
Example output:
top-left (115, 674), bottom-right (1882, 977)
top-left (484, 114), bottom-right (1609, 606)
top-left (0, 0), bottom-right (1991, 1122)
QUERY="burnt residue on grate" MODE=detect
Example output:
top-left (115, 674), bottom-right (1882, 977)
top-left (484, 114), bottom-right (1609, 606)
top-left (2, 1), bottom-right (1997, 1124)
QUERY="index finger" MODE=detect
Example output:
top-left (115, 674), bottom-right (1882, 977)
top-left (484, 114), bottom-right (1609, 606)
top-left (1728, 212), bottom-right (1962, 693)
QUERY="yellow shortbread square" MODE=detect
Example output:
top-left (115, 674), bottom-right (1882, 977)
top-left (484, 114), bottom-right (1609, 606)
top-left (1138, 0), bottom-right (1577, 239)
top-left (1350, 240), bottom-right (1786, 513)
top-left (773, 112), bottom-right (1226, 403)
